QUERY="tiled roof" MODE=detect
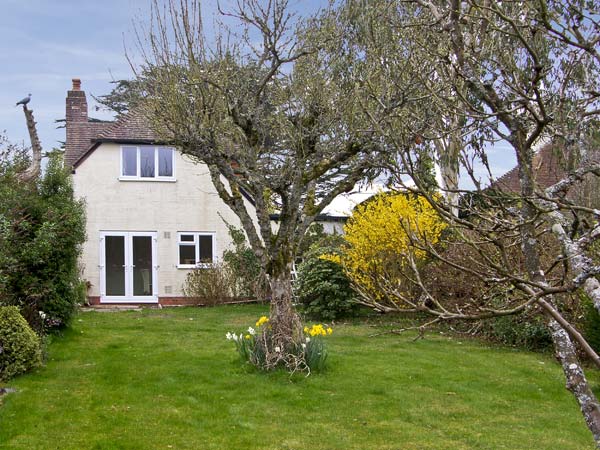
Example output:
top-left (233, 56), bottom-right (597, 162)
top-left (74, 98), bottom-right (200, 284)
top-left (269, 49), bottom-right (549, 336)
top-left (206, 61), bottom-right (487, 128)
top-left (68, 110), bottom-right (161, 168)
top-left (97, 109), bottom-right (159, 141)
top-left (492, 144), bottom-right (567, 193)
top-left (64, 120), bottom-right (112, 167)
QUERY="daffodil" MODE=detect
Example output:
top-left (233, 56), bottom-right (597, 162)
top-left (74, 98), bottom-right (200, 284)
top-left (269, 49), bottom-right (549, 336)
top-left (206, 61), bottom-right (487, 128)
top-left (256, 316), bottom-right (269, 327)
top-left (308, 324), bottom-right (327, 337)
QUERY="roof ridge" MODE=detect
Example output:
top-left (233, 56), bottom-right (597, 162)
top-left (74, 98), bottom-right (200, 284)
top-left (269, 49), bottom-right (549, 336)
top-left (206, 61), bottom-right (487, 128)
top-left (97, 108), bottom-right (159, 142)
top-left (491, 165), bottom-right (518, 188)
top-left (490, 143), bottom-right (565, 193)
top-left (97, 110), bottom-right (136, 139)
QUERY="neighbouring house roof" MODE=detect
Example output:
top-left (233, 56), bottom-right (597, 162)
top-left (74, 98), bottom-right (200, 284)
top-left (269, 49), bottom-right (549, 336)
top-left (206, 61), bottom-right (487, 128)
top-left (320, 184), bottom-right (387, 217)
top-left (270, 183), bottom-right (387, 222)
top-left (491, 143), bottom-right (568, 193)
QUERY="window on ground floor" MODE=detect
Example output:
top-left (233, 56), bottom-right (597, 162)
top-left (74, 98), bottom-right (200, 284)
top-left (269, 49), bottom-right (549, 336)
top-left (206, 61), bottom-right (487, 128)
top-left (177, 232), bottom-right (215, 268)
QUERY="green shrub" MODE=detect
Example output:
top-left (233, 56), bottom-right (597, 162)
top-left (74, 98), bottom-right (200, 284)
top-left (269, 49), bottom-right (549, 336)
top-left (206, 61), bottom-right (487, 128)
top-left (0, 306), bottom-right (42, 381)
top-left (0, 151), bottom-right (86, 331)
top-left (295, 236), bottom-right (358, 321)
top-left (581, 292), bottom-right (600, 354)
top-left (483, 311), bottom-right (552, 351)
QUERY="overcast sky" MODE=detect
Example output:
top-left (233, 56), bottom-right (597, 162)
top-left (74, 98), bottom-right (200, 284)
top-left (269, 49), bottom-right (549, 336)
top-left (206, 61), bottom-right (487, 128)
top-left (0, 0), bottom-right (515, 183)
top-left (1, 0), bottom-right (144, 148)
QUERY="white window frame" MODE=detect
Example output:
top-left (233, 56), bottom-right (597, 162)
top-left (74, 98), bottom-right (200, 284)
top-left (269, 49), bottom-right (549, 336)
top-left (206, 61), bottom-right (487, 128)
top-left (99, 231), bottom-right (159, 304)
top-left (177, 232), bottom-right (216, 268)
top-left (119, 145), bottom-right (176, 182)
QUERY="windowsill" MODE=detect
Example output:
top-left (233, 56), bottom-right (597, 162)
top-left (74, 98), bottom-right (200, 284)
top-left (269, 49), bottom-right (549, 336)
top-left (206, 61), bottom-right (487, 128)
top-left (119, 176), bottom-right (176, 182)
top-left (177, 263), bottom-right (214, 269)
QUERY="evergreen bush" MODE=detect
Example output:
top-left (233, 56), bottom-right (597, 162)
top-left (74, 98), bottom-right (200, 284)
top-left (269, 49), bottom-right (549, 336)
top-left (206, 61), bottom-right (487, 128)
top-left (295, 236), bottom-right (358, 320)
top-left (483, 310), bottom-right (552, 351)
top-left (581, 292), bottom-right (600, 354)
top-left (0, 306), bottom-right (42, 381)
top-left (0, 151), bottom-right (86, 331)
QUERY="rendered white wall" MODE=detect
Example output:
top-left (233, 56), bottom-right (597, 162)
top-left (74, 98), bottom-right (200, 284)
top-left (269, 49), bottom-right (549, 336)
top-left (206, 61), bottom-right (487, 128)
top-left (73, 143), bottom-right (248, 298)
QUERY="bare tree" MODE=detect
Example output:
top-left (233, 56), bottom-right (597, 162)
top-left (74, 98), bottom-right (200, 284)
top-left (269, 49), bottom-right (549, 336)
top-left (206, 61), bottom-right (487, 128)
top-left (134, 0), bottom-right (378, 369)
top-left (16, 105), bottom-right (42, 182)
top-left (328, 0), bottom-right (600, 443)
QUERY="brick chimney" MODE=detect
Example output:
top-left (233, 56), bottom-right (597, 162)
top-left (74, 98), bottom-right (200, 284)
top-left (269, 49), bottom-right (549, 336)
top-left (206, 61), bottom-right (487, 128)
top-left (65, 78), bottom-right (89, 167)
top-left (66, 78), bottom-right (87, 123)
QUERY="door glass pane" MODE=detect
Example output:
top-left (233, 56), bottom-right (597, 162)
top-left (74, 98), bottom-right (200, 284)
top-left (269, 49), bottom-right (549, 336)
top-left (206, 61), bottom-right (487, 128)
top-left (198, 235), bottom-right (213, 263)
top-left (105, 236), bottom-right (125, 296)
top-left (158, 147), bottom-right (173, 177)
top-left (179, 244), bottom-right (196, 265)
top-left (132, 236), bottom-right (153, 296)
top-left (122, 147), bottom-right (137, 176)
top-left (180, 234), bottom-right (194, 242)
top-left (140, 147), bottom-right (155, 178)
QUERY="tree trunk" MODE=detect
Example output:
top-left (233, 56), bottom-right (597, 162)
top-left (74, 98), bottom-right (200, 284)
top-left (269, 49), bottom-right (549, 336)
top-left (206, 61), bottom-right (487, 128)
top-left (269, 262), bottom-right (302, 346)
top-left (435, 121), bottom-right (461, 217)
top-left (549, 217), bottom-right (600, 314)
top-left (17, 106), bottom-right (42, 182)
top-left (438, 136), bottom-right (460, 217)
top-left (545, 313), bottom-right (600, 445)
top-left (516, 140), bottom-right (600, 445)
top-left (256, 252), bottom-right (303, 370)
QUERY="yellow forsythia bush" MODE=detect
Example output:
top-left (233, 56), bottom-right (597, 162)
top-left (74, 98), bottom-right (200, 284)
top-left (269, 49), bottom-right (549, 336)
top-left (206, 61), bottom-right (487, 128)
top-left (335, 192), bottom-right (447, 304)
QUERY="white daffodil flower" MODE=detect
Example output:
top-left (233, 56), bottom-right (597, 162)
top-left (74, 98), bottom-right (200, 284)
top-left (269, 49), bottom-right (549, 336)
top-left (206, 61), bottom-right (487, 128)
top-left (248, 327), bottom-right (256, 335)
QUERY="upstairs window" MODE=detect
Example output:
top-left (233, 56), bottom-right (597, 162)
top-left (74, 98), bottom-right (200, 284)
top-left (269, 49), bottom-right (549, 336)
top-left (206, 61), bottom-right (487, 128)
top-left (177, 232), bottom-right (215, 268)
top-left (120, 146), bottom-right (175, 181)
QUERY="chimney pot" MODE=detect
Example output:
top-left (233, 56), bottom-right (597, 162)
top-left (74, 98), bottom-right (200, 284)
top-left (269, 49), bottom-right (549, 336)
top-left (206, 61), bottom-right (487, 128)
top-left (72, 78), bottom-right (81, 91)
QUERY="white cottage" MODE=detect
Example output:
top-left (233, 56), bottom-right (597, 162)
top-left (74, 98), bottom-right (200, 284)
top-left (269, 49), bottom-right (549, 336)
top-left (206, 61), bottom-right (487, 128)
top-left (65, 79), bottom-right (250, 306)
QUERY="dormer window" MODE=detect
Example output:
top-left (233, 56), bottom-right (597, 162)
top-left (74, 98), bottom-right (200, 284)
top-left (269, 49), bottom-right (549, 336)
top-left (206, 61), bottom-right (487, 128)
top-left (120, 146), bottom-right (175, 181)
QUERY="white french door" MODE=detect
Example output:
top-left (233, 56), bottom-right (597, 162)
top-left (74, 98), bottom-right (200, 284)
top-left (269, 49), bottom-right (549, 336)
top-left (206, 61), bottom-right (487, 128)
top-left (100, 231), bottom-right (158, 303)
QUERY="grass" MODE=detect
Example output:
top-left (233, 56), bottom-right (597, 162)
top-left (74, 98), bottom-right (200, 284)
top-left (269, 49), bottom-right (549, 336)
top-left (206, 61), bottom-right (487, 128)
top-left (0, 304), bottom-right (596, 449)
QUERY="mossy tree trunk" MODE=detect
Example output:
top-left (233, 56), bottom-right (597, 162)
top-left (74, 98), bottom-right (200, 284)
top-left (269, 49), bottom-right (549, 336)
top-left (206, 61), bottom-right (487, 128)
top-left (137, 0), bottom-right (375, 365)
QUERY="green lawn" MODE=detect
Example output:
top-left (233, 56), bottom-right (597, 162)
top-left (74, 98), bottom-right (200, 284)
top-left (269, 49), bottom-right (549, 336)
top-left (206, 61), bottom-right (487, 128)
top-left (0, 305), bottom-right (596, 449)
